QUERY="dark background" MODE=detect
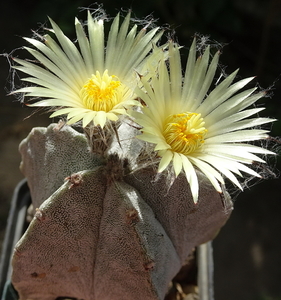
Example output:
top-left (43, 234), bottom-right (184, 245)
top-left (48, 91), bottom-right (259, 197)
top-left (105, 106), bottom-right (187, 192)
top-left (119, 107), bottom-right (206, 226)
top-left (0, 0), bottom-right (281, 299)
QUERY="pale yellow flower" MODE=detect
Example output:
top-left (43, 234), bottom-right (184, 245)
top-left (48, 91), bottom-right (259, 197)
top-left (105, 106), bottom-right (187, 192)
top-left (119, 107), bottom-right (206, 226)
top-left (13, 11), bottom-right (162, 128)
top-left (133, 41), bottom-right (275, 203)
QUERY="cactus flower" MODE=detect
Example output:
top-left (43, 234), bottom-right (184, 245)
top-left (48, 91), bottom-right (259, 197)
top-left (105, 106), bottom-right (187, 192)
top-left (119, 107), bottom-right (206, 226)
top-left (13, 11), bottom-right (162, 128)
top-left (133, 41), bottom-right (275, 203)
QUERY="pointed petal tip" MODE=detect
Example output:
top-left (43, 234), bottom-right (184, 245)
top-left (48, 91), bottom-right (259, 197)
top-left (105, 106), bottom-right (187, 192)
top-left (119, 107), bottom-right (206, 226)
top-left (192, 195), bottom-right (199, 204)
top-left (47, 16), bottom-right (54, 24)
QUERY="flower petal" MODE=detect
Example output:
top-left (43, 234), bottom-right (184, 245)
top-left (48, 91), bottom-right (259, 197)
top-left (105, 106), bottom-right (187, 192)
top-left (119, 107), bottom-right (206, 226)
top-left (172, 152), bottom-right (183, 176)
top-left (181, 155), bottom-right (199, 203)
top-left (158, 150), bottom-right (173, 172)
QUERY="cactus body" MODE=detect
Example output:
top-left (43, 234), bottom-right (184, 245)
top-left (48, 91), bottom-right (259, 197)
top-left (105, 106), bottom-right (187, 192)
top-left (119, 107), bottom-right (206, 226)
top-left (12, 124), bottom-right (232, 300)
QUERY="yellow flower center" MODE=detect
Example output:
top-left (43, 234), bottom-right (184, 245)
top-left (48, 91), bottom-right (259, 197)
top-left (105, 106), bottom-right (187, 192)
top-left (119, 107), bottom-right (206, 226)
top-left (163, 112), bottom-right (207, 155)
top-left (80, 70), bottom-right (122, 112)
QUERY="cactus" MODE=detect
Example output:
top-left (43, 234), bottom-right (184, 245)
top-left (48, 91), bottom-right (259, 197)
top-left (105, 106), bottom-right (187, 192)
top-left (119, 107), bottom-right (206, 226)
top-left (9, 8), bottom-right (275, 300)
top-left (12, 123), bottom-right (231, 300)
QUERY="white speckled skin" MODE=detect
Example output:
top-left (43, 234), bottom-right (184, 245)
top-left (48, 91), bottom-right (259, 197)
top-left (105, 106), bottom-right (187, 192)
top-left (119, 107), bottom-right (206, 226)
top-left (19, 124), bottom-right (103, 209)
top-left (12, 123), bottom-right (232, 300)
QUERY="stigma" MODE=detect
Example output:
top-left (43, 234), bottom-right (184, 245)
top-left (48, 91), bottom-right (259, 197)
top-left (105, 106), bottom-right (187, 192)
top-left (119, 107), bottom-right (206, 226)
top-left (80, 70), bottom-right (122, 112)
top-left (163, 112), bottom-right (207, 155)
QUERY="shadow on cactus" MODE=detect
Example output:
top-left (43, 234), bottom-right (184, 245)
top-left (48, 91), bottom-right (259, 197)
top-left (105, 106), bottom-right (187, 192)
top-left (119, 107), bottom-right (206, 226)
top-left (7, 6), bottom-right (276, 300)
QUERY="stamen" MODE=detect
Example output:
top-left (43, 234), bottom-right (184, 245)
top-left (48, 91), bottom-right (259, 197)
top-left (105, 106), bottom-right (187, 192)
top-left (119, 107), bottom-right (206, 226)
top-left (163, 112), bottom-right (207, 155)
top-left (80, 70), bottom-right (122, 112)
